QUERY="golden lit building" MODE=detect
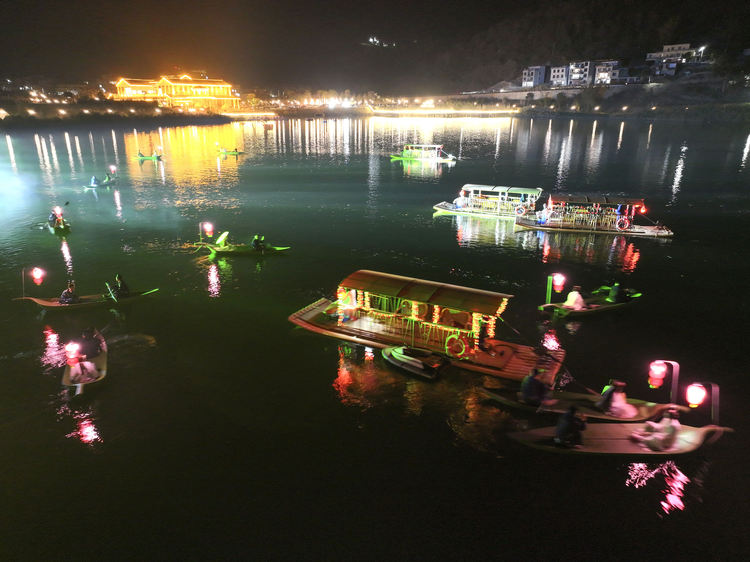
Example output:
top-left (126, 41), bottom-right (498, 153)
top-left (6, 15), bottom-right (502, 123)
top-left (114, 74), bottom-right (239, 111)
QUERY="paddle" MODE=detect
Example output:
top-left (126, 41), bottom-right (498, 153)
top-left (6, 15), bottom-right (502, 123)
top-left (105, 282), bottom-right (118, 303)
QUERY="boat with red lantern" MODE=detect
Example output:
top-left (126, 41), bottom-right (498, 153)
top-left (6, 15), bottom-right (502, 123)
top-left (539, 284), bottom-right (642, 318)
top-left (288, 270), bottom-right (566, 383)
top-left (15, 288), bottom-right (159, 310)
top-left (515, 194), bottom-right (673, 237)
top-left (195, 231), bottom-right (291, 256)
top-left (481, 385), bottom-right (687, 422)
top-left (62, 341), bottom-right (107, 394)
top-left (507, 422), bottom-right (732, 456)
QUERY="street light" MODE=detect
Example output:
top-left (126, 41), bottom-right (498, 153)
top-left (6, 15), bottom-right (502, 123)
top-left (648, 359), bottom-right (680, 403)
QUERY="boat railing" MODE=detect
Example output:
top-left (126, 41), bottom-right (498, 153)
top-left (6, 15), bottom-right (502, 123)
top-left (350, 308), bottom-right (472, 350)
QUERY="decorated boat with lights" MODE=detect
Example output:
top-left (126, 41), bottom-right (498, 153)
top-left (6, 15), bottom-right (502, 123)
top-left (481, 385), bottom-right (686, 422)
top-left (507, 423), bottom-right (732, 456)
top-left (15, 288), bottom-right (159, 310)
top-left (382, 346), bottom-right (450, 380)
top-left (515, 194), bottom-right (672, 237)
top-left (433, 185), bottom-right (543, 219)
top-left (288, 270), bottom-right (565, 382)
top-left (390, 144), bottom-right (456, 163)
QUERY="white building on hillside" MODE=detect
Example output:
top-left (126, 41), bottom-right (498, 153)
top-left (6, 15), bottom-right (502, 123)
top-left (550, 66), bottom-right (570, 86)
top-left (522, 66), bottom-right (549, 88)
top-left (569, 61), bottom-right (594, 86)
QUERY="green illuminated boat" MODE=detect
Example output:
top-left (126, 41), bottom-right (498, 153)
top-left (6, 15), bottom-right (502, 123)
top-left (199, 231), bottom-right (290, 256)
top-left (538, 285), bottom-right (642, 318)
top-left (390, 144), bottom-right (456, 163)
top-left (218, 149), bottom-right (245, 155)
top-left (135, 154), bottom-right (162, 161)
top-left (433, 185), bottom-right (543, 219)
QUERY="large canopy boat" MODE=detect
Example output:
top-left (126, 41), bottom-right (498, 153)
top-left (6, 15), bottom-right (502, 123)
top-left (288, 270), bottom-right (565, 382)
top-left (515, 194), bottom-right (673, 237)
top-left (433, 185), bottom-right (543, 219)
top-left (390, 144), bottom-right (456, 163)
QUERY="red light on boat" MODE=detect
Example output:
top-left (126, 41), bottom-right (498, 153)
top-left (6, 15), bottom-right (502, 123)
top-left (64, 342), bottom-right (80, 365)
top-left (109, 165), bottom-right (117, 174)
top-left (53, 206), bottom-right (63, 217)
top-left (686, 383), bottom-right (707, 408)
top-left (203, 222), bottom-right (214, 237)
top-left (552, 273), bottom-right (566, 293)
top-left (648, 360), bottom-right (668, 388)
top-left (640, 206), bottom-right (647, 214)
top-left (31, 267), bottom-right (45, 285)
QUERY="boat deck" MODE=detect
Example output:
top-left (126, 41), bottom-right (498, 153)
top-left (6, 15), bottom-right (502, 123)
top-left (289, 298), bottom-right (564, 382)
top-left (515, 216), bottom-right (673, 237)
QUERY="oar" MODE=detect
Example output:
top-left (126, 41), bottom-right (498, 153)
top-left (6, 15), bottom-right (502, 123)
top-left (105, 282), bottom-right (118, 303)
top-left (140, 288), bottom-right (160, 296)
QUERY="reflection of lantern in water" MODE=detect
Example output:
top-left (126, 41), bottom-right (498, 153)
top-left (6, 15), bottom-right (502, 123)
top-left (542, 329), bottom-right (560, 351)
top-left (208, 264), bottom-right (220, 297)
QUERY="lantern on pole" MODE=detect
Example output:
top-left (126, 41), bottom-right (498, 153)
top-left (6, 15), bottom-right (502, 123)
top-left (545, 272), bottom-right (566, 305)
top-left (685, 382), bottom-right (720, 425)
top-left (647, 359), bottom-right (680, 403)
top-left (31, 267), bottom-right (45, 286)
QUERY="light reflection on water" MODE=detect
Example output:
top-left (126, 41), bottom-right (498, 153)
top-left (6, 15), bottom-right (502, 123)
top-left (626, 461), bottom-right (691, 515)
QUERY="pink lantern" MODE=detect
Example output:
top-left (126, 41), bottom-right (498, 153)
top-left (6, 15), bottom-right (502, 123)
top-left (31, 267), bottom-right (45, 285)
top-left (648, 360), bottom-right (668, 388)
top-left (203, 222), bottom-right (214, 237)
top-left (552, 273), bottom-right (566, 293)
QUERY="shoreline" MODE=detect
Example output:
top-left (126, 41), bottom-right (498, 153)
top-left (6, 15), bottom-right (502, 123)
top-left (0, 113), bottom-right (233, 132)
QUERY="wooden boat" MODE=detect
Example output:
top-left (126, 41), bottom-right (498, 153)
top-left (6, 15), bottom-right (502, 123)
top-left (382, 346), bottom-right (450, 380)
top-left (288, 270), bottom-right (566, 382)
top-left (539, 287), bottom-right (642, 318)
top-left (62, 346), bottom-right (107, 395)
top-left (507, 423), bottom-right (733, 456)
top-left (433, 185), bottom-right (543, 219)
top-left (198, 231), bottom-right (290, 255)
top-left (480, 386), bottom-right (687, 422)
top-left (14, 288), bottom-right (159, 310)
top-left (135, 154), bottom-right (162, 161)
top-left (390, 144), bottom-right (456, 163)
top-left (515, 194), bottom-right (673, 237)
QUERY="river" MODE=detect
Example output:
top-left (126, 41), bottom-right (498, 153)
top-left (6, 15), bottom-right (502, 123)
top-left (1, 117), bottom-right (749, 559)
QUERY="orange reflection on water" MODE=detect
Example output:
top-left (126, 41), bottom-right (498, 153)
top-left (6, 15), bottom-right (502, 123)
top-left (626, 461), bottom-right (690, 515)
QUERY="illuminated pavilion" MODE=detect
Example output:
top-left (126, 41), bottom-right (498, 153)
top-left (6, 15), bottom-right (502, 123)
top-left (114, 74), bottom-right (239, 112)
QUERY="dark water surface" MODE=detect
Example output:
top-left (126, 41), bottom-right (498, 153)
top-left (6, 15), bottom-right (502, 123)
top-left (1, 118), bottom-right (749, 559)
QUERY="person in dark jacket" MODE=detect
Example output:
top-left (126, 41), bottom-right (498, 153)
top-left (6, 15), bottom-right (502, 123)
top-left (520, 368), bottom-right (550, 406)
top-left (554, 405), bottom-right (587, 448)
top-left (59, 281), bottom-right (78, 304)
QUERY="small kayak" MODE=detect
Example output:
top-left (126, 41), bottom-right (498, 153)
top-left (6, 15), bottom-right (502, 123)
top-left (14, 288), bottom-right (159, 310)
top-left (507, 423), bottom-right (733, 456)
top-left (218, 150), bottom-right (245, 155)
top-left (205, 243), bottom-right (290, 255)
top-left (135, 155), bottom-right (162, 161)
top-left (539, 287), bottom-right (642, 318)
top-left (480, 386), bottom-right (687, 422)
top-left (382, 346), bottom-right (450, 380)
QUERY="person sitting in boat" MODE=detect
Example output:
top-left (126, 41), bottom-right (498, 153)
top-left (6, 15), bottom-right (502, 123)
top-left (520, 368), bottom-right (551, 406)
top-left (105, 172), bottom-right (113, 183)
top-left (596, 380), bottom-right (637, 418)
top-left (536, 203), bottom-right (549, 224)
top-left (152, 150), bottom-right (158, 158)
top-left (252, 234), bottom-right (265, 253)
top-left (605, 282), bottom-right (629, 303)
top-left (111, 273), bottom-right (130, 299)
top-left (630, 409), bottom-right (681, 451)
top-left (563, 286), bottom-right (586, 310)
top-left (138, 150), bottom-right (145, 157)
top-left (233, 147), bottom-right (238, 153)
top-left (59, 281), bottom-right (78, 304)
top-left (48, 208), bottom-right (63, 227)
top-left (554, 405), bottom-right (587, 448)
top-left (90, 175), bottom-right (100, 187)
top-left (78, 327), bottom-right (105, 361)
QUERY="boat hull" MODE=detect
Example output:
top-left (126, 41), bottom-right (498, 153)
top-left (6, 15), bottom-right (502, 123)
top-left (15, 289), bottom-right (159, 310)
top-left (433, 201), bottom-right (519, 220)
top-left (508, 423), bottom-right (731, 456)
top-left (62, 349), bottom-right (108, 389)
top-left (203, 243), bottom-right (290, 255)
top-left (515, 216), bottom-right (673, 237)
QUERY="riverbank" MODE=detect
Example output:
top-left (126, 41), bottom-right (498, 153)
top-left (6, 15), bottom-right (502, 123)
top-left (0, 112), bottom-right (232, 131)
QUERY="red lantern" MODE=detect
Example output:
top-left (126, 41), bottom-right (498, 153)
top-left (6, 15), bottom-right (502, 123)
top-left (203, 222), bottom-right (214, 237)
top-left (64, 342), bottom-right (80, 366)
top-left (648, 360), bottom-right (668, 388)
top-left (552, 273), bottom-right (566, 293)
top-left (686, 383), bottom-right (707, 408)
top-left (31, 267), bottom-right (45, 285)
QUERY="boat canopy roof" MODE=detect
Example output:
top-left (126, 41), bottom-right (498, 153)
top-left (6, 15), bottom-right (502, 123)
top-left (405, 144), bottom-right (443, 149)
top-left (462, 184), bottom-right (543, 196)
top-left (339, 270), bottom-right (514, 316)
top-left (550, 193), bottom-right (646, 206)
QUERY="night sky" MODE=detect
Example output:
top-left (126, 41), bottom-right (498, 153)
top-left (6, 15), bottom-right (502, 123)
top-left (2, 0), bottom-right (515, 89)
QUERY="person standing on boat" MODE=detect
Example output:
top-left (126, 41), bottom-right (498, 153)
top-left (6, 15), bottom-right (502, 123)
top-left (554, 405), bottom-right (587, 448)
top-left (90, 175), bottom-right (99, 187)
top-left (59, 281), bottom-right (78, 304)
top-left (78, 327), bottom-right (106, 361)
top-left (520, 368), bottom-right (551, 406)
top-left (563, 286), bottom-right (585, 310)
top-left (111, 273), bottom-right (130, 299)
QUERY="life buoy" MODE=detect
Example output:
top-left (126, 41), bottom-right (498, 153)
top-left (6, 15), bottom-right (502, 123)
top-left (616, 218), bottom-right (630, 231)
top-left (515, 206), bottom-right (526, 216)
top-left (445, 334), bottom-right (469, 358)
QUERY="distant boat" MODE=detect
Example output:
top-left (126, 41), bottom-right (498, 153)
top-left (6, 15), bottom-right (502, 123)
top-left (15, 288), bottom-right (159, 311)
top-left (433, 185), bottom-right (543, 219)
top-left (516, 194), bottom-right (673, 237)
top-left (390, 144), bottom-right (456, 163)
